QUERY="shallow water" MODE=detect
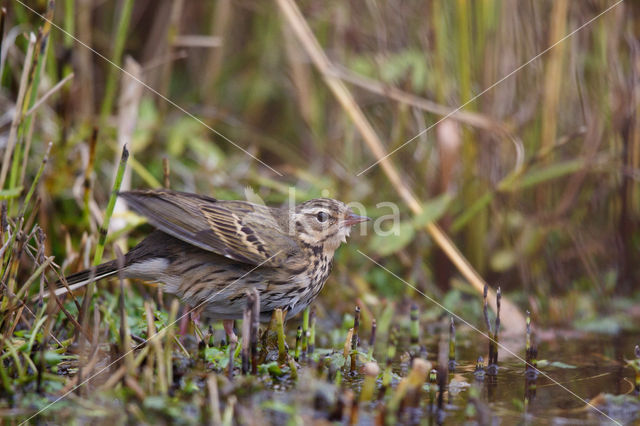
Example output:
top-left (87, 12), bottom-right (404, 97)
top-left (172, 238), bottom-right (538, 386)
top-left (391, 331), bottom-right (640, 425)
top-left (258, 331), bottom-right (640, 425)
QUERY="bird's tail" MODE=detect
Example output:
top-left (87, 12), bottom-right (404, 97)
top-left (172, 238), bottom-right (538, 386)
top-left (51, 260), bottom-right (120, 298)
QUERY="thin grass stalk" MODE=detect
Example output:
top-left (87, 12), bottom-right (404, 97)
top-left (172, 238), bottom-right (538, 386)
top-left (116, 246), bottom-right (134, 375)
top-left (634, 345), bottom-right (640, 394)
top-left (0, 340), bottom-right (13, 396)
top-left (26, 314), bottom-right (48, 355)
top-left (79, 146), bottom-right (129, 344)
top-left (92, 145), bottom-right (129, 267)
top-left (428, 368), bottom-right (437, 410)
top-left (343, 327), bottom-right (353, 360)
top-left (525, 310), bottom-right (531, 355)
top-left (63, 0), bottom-right (74, 47)
top-left (367, 319), bottom-right (376, 361)
top-left (455, 0), bottom-right (472, 103)
top-left (1, 217), bottom-right (20, 275)
top-left (25, 69), bottom-right (74, 118)
top-left (455, 0), bottom-right (487, 272)
top-left (294, 326), bottom-right (301, 361)
top-left (165, 299), bottom-right (179, 388)
top-left (157, 0), bottom-right (184, 113)
top-left (127, 156), bottom-right (162, 188)
top-left (3, 337), bottom-right (25, 380)
top-left (387, 358), bottom-right (430, 422)
top-left (207, 374), bottom-right (222, 425)
top-left (82, 128), bottom-right (98, 227)
top-left (241, 300), bottom-right (251, 375)
top-left (250, 288), bottom-right (259, 374)
top-left (487, 287), bottom-right (501, 376)
top-left (75, 0), bottom-right (94, 119)
top-left (348, 390), bottom-right (359, 426)
top-left (538, 0), bottom-right (569, 212)
top-left (10, 24), bottom-right (52, 200)
top-left (275, 308), bottom-right (286, 364)
top-left (0, 33), bottom-right (35, 191)
top-left (1, 202), bottom-right (6, 247)
top-left (359, 362), bottom-right (379, 403)
top-left (77, 266), bottom-right (96, 343)
top-left (436, 341), bottom-right (448, 422)
top-left (91, 299), bottom-right (100, 351)
top-left (410, 303), bottom-right (419, 345)
top-left (431, 0), bottom-right (446, 103)
top-left (41, 269), bottom-right (91, 340)
top-left (5, 303), bottom-right (23, 342)
top-left (17, 142), bottom-right (51, 221)
top-left (227, 339), bottom-right (235, 379)
top-left (288, 357), bottom-right (298, 380)
top-left (483, 283), bottom-right (493, 334)
top-left (133, 345), bottom-right (150, 369)
top-left (1, 228), bottom-right (25, 327)
top-left (448, 317), bottom-right (456, 370)
top-left (333, 366), bottom-right (342, 388)
top-left (493, 287), bottom-right (501, 365)
top-left (12, 256), bottom-right (53, 301)
top-left (20, 70), bottom-right (73, 188)
top-left (309, 308), bottom-right (316, 354)
top-left (282, 23), bottom-right (315, 131)
top-left (0, 8), bottom-right (6, 62)
top-left (540, 0), bottom-right (569, 157)
top-left (301, 307), bottom-right (309, 357)
top-left (474, 356), bottom-right (485, 381)
top-left (0, 234), bottom-right (9, 269)
top-left (23, 202), bottom-right (40, 240)
top-left (36, 227), bottom-right (45, 302)
top-left (99, 0), bottom-right (134, 122)
top-left (222, 395), bottom-right (236, 426)
top-left (162, 157), bottom-right (170, 188)
top-left (204, 0), bottom-right (231, 95)
top-left (145, 301), bottom-right (167, 395)
top-left (350, 306), bottom-right (360, 373)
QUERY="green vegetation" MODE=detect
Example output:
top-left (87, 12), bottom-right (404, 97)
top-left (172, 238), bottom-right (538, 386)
top-left (0, 0), bottom-right (639, 424)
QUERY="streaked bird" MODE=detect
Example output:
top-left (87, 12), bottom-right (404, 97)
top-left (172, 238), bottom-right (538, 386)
top-left (59, 189), bottom-right (369, 341)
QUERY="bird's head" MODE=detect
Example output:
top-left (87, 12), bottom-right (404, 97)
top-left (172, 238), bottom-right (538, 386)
top-left (292, 198), bottom-right (369, 251)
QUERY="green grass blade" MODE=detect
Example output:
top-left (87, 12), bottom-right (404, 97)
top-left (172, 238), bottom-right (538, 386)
top-left (93, 145), bottom-right (130, 267)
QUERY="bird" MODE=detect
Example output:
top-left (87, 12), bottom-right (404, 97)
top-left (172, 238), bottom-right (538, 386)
top-left (56, 189), bottom-right (369, 342)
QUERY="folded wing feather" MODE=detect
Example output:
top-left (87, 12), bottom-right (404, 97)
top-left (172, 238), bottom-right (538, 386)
top-left (120, 190), bottom-right (306, 270)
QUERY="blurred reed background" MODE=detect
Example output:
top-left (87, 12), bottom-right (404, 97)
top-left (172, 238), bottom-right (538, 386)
top-left (1, 0), bottom-right (638, 327)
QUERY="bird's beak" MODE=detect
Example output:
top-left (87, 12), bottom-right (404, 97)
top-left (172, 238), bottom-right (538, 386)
top-left (344, 212), bottom-right (370, 227)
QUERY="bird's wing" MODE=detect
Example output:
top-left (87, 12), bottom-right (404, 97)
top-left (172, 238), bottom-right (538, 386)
top-left (120, 190), bottom-right (306, 270)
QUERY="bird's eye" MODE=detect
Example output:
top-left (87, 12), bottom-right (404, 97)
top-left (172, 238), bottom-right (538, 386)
top-left (316, 211), bottom-right (329, 222)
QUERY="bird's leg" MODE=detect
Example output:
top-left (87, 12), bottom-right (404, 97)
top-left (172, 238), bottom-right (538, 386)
top-left (190, 305), bottom-right (202, 325)
top-left (223, 319), bottom-right (238, 344)
top-left (179, 304), bottom-right (204, 339)
top-left (179, 307), bottom-right (190, 337)
top-left (189, 305), bottom-right (205, 341)
top-left (282, 310), bottom-right (289, 351)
